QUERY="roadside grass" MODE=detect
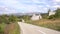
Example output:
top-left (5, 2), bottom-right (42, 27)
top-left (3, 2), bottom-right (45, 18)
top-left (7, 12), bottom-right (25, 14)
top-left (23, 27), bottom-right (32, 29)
top-left (25, 19), bottom-right (60, 31)
top-left (0, 23), bottom-right (20, 34)
top-left (0, 15), bottom-right (20, 34)
top-left (9, 23), bottom-right (20, 34)
top-left (4, 23), bottom-right (20, 34)
top-left (0, 23), bottom-right (6, 34)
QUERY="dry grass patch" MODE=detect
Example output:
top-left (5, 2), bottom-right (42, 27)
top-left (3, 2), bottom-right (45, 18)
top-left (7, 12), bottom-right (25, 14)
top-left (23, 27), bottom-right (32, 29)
top-left (4, 23), bottom-right (20, 34)
top-left (26, 19), bottom-right (60, 31)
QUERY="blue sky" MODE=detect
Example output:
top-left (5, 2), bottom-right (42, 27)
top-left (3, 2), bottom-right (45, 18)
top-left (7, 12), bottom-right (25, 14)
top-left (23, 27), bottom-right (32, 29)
top-left (0, 0), bottom-right (60, 14)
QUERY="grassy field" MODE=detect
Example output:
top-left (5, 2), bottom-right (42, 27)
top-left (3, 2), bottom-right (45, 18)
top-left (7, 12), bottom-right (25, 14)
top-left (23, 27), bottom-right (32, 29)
top-left (25, 19), bottom-right (60, 31)
top-left (0, 23), bottom-right (20, 34)
top-left (0, 23), bottom-right (6, 34)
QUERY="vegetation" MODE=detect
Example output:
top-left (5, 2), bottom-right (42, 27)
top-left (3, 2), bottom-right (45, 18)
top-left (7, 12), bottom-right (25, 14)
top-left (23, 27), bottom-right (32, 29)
top-left (48, 8), bottom-right (60, 19)
top-left (26, 19), bottom-right (60, 31)
top-left (4, 23), bottom-right (20, 34)
top-left (9, 15), bottom-right (18, 23)
top-left (41, 13), bottom-right (48, 19)
top-left (0, 23), bottom-right (6, 34)
top-left (0, 15), bottom-right (20, 34)
top-left (18, 15), bottom-right (31, 22)
top-left (48, 9), bottom-right (51, 15)
top-left (48, 15), bottom-right (55, 19)
top-left (0, 8), bottom-right (60, 34)
top-left (55, 8), bottom-right (60, 18)
top-left (24, 8), bottom-right (60, 31)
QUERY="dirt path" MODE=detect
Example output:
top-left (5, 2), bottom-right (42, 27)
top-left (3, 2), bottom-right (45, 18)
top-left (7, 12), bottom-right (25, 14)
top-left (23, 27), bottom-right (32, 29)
top-left (18, 22), bottom-right (60, 34)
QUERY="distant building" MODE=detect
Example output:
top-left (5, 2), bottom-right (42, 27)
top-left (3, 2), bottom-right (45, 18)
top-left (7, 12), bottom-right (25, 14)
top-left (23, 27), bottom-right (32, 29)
top-left (49, 11), bottom-right (56, 16)
top-left (31, 14), bottom-right (42, 20)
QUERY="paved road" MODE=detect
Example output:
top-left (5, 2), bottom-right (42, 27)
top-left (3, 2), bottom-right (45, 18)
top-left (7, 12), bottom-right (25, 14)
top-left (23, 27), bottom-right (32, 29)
top-left (18, 22), bottom-right (60, 34)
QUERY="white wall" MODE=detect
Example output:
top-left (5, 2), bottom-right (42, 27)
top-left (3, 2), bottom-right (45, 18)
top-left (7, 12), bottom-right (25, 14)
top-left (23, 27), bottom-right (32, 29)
top-left (49, 11), bottom-right (56, 16)
top-left (31, 14), bottom-right (42, 20)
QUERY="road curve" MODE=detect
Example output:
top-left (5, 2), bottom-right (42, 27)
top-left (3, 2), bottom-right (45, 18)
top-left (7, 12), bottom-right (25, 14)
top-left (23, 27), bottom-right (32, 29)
top-left (18, 22), bottom-right (60, 34)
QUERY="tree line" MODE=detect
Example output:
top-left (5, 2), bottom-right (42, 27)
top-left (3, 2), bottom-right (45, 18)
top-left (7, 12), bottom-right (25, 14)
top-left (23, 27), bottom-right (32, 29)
top-left (48, 8), bottom-right (60, 19)
top-left (0, 15), bottom-right (19, 24)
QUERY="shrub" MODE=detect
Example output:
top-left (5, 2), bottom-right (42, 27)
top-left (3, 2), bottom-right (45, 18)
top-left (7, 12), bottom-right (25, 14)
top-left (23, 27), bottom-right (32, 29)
top-left (0, 15), bottom-right (9, 24)
top-left (48, 15), bottom-right (55, 19)
top-left (55, 8), bottom-right (60, 18)
top-left (9, 15), bottom-right (18, 23)
top-left (0, 27), bottom-right (4, 34)
top-left (48, 8), bottom-right (60, 19)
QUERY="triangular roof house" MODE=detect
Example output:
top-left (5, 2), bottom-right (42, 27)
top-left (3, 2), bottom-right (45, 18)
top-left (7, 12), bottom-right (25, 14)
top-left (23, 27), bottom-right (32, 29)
top-left (31, 14), bottom-right (42, 20)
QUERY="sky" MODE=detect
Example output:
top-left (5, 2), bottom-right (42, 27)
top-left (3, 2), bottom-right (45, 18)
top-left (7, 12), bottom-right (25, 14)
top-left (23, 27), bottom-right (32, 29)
top-left (0, 0), bottom-right (60, 14)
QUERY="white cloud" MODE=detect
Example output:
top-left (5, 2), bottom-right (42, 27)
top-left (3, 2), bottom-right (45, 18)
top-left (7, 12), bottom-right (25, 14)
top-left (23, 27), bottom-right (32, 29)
top-left (38, 6), bottom-right (43, 7)
top-left (25, 5), bottom-right (37, 12)
top-left (0, 0), bottom-right (60, 13)
top-left (42, 8), bottom-right (48, 13)
top-left (53, 5), bottom-right (60, 8)
top-left (53, 0), bottom-right (60, 6)
top-left (32, 0), bottom-right (40, 3)
top-left (0, 5), bottom-right (5, 8)
top-left (0, 0), bottom-right (26, 10)
top-left (46, 5), bottom-right (50, 7)
top-left (30, 0), bottom-right (47, 5)
top-left (53, 3), bottom-right (57, 5)
top-left (53, 0), bottom-right (60, 2)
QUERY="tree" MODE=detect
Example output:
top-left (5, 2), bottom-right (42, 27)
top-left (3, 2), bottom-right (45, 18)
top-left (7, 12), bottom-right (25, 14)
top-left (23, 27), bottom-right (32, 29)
top-left (48, 9), bottom-right (51, 15)
top-left (48, 8), bottom-right (60, 19)
top-left (0, 15), bottom-right (9, 24)
top-left (9, 15), bottom-right (18, 23)
top-left (55, 8), bottom-right (60, 18)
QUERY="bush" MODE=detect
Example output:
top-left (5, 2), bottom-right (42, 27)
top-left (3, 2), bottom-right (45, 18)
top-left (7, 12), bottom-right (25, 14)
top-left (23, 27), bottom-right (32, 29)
top-left (8, 15), bottom-right (18, 23)
top-left (0, 27), bottom-right (4, 34)
top-left (48, 8), bottom-right (60, 19)
top-left (0, 23), bottom-right (6, 34)
top-left (0, 15), bottom-right (20, 34)
top-left (0, 15), bottom-right (19, 24)
top-left (55, 8), bottom-right (60, 18)
top-left (4, 23), bottom-right (20, 34)
top-left (0, 15), bottom-right (9, 24)
top-left (48, 15), bottom-right (55, 19)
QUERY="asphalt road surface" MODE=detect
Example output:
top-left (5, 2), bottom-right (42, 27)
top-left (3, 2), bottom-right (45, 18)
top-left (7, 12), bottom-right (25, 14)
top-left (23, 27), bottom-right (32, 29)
top-left (18, 22), bottom-right (60, 34)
